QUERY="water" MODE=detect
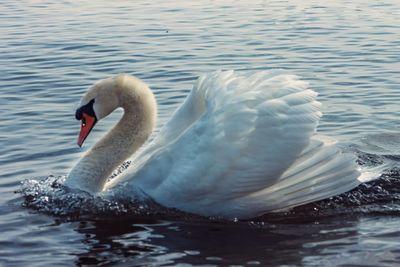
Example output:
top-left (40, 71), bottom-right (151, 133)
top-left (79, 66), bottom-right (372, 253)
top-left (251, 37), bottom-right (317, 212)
top-left (1, 0), bottom-right (400, 266)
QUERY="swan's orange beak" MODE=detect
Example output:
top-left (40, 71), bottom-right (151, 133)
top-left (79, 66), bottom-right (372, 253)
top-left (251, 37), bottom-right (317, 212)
top-left (78, 113), bottom-right (97, 147)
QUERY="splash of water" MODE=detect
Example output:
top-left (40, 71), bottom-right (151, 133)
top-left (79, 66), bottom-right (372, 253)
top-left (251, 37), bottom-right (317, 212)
top-left (18, 162), bottom-right (208, 221)
top-left (20, 175), bottom-right (154, 218)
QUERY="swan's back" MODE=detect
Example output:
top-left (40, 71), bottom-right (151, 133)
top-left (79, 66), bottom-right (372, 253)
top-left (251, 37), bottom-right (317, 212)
top-left (109, 70), bottom-right (361, 219)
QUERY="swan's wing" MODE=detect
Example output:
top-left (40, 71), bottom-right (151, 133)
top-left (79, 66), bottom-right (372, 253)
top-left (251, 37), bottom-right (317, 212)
top-left (110, 71), bottom-right (323, 208)
top-left (185, 70), bottom-right (323, 196)
top-left (231, 135), bottom-right (362, 218)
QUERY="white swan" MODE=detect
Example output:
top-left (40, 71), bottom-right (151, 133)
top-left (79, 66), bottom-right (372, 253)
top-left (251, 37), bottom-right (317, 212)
top-left (65, 71), bottom-right (366, 219)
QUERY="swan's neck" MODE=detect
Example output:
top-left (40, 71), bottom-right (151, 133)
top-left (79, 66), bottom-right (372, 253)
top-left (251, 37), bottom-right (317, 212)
top-left (66, 80), bottom-right (156, 194)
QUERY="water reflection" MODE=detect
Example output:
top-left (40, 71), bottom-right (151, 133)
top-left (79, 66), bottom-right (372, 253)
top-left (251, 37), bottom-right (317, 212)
top-left (74, 218), bottom-right (179, 266)
top-left (72, 216), bottom-right (361, 266)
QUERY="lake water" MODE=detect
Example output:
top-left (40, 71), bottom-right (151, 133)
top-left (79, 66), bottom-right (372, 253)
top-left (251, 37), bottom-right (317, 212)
top-left (1, 0), bottom-right (400, 266)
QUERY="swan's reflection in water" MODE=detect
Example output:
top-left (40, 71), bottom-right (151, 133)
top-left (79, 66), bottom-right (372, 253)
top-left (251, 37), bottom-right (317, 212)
top-left (72, 215), bottom-right (360, 266)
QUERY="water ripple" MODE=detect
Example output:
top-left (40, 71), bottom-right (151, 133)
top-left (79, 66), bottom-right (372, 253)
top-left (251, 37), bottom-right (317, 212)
top-left (1, 0), bottom-right (400, 266)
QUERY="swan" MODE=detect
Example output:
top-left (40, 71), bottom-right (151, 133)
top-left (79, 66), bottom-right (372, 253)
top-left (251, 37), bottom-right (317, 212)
top-left (65, 70), bottom-right (367, 219)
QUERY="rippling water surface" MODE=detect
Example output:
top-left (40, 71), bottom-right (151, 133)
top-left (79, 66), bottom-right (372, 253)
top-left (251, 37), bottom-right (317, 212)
top-left (1, 0), bottom-right (400, 266)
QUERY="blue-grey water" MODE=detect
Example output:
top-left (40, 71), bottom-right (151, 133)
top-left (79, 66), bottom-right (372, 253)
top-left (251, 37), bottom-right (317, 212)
top-left (1, 0), bottom-right (400, 266)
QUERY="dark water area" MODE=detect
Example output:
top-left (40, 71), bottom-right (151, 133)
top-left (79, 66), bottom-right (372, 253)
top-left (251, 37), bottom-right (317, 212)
top-left (1, 1), bottom-right (400, 266)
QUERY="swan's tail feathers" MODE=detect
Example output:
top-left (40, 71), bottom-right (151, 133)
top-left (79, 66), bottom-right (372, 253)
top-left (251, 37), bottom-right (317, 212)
top-left (243, 135), bottom-right (362, 216)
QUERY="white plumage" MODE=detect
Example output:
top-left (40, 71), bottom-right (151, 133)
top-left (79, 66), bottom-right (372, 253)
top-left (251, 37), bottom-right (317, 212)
top-left (67, 70), bottom-right (365, 219)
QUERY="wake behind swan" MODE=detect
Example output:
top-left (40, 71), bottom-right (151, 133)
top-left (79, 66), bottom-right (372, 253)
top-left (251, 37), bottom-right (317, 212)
top-left (64, 71), bottom-right (372, 219)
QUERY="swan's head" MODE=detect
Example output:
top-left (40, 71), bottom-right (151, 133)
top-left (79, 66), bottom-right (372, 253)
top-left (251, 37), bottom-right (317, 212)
top-left (75, 74), bottom-right (156, 147)
top-left (75, 76), bottom-right (120, 147)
